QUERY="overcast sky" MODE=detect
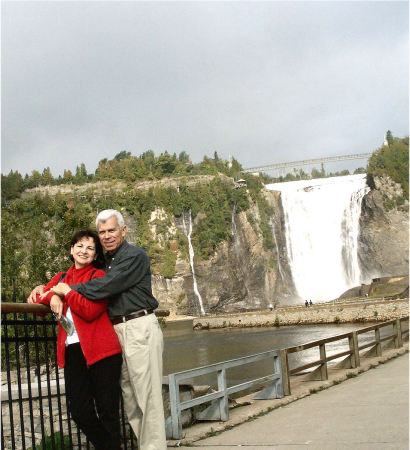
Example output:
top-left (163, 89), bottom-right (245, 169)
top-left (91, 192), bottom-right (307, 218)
top-left (2, 1), bottom-right (408, 177)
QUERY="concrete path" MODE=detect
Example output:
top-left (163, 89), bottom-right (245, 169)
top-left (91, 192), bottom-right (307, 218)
top-left (176, 353), bottom-right (408, 449)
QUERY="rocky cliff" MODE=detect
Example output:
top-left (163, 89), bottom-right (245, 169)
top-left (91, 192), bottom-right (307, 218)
top-left (358, 175), bottom-right (409, 282)
top-left (7, 173), bottom-right (408, 315)
top-left (152, 191), bottom-right (288, 314)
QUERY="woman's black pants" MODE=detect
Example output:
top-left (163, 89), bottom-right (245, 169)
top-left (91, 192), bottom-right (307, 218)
top-left (64, 343), bottom-right (122, 450)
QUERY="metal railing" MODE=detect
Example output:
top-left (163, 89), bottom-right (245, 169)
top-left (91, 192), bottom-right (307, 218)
top-left (1, 302), bottom-right (169, 450)
top-left (166, 317), bottom-right (408, 438)
top-left (167, 349), bottom-right (285, 439)
top-left (281, 317), bottom-right (409, 394)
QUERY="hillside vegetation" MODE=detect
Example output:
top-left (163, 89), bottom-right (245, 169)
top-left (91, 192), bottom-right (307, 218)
top-left (367, 134), bottom-right (409, 205)
top-left (2, 136), bottom-right (408, 299)
top-left (1, 154), bottom-right (275, 297)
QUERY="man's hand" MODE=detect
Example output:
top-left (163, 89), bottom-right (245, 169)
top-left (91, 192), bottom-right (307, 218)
top-left (50, 295), bottom-right (64, 319)
top-left (27, 285), bottom-right (45, 304)
top-left (50, 283), bottom-right (71, 297)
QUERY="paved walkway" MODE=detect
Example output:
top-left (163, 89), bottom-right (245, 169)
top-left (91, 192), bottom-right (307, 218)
top-left (175, 353), bottom-right (408, 449)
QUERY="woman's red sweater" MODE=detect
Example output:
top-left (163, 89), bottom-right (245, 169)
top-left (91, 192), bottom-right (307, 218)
top-left (35, 264), bottom-right (122, 368)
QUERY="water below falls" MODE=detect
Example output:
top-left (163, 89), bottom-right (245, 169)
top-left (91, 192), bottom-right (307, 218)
top-left (266, 174), bottom-right (370, 302)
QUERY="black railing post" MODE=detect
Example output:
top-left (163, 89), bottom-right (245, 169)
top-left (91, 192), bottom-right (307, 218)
top-left (3, 315), bottom-right (16, 450)
top-left (23, 311), bottom-right (37, 450)
top-left (14, 311), bottom-right (27, 450)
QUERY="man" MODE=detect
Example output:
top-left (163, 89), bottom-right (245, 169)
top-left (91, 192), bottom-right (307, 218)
top-left (29, 209), bottom-right (166, 450)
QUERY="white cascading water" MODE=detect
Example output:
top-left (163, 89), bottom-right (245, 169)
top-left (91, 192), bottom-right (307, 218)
top-left (182, 210), bottom-right (205, 315)
top-left (231, 203), bottom-right (237, 237)
top-left (270, 218), bottom-right (286, 283)
top-left (266, 174), bottom-right (370, 302)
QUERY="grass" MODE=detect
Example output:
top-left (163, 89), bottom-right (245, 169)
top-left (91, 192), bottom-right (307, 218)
top-left (346, 372), bottom-right (357, 379)
top-left (28, 432), bottom-right (71, 450)
top-left (369, 276), bottom-right (409, 298)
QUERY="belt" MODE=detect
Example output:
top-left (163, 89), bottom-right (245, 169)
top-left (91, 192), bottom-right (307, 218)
top-left (111, 309), bottom-right (154, 325)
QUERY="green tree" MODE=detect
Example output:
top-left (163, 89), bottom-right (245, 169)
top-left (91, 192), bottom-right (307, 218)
top-left (1, 170), bottom-right (24, 201)
top-left (63, 169), bottom-right (74, 183)
top-left (114, 150), bottom-right (132, 161)
top-left (368, 136), bottom-right (409, 200)
top-left (42, 167), bottom-right (54, 186)
top-left (386, 130), bottom-right (393, 146)
top-left (74, 163), bottom-right (88, 184)
top-left (29, 170), bottom-right (42, 188)
top-left (178, 151), bottom-right (191, 164)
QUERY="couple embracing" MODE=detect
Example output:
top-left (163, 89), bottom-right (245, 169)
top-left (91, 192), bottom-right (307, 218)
top-left (28, 209), bottom-right (166, 450)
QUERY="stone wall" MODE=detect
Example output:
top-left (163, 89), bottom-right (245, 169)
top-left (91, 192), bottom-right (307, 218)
top-left (192, 299), bottom-right (409, 329)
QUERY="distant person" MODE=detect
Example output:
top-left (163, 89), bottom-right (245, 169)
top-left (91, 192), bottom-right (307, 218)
top-left (269, 303), bottom-right (273, 312)
top-left (305, 300), bottom-right (309, 308)
top-left (309, 300), bottom-right (313, 307)
top-left (27, 229), bottom-right (122, 449)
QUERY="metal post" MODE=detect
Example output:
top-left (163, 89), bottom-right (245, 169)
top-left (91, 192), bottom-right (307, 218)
top-left (319, 343), bottom-right (328, 380)
top-left (217, 369), bottom-right (229, 421)
top-left (168, 374), bottom-right (182, 439)
top-left (273, 354), bottom-right (284, 398)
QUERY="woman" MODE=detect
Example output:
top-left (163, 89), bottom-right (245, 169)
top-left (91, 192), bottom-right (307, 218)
top-left (32, 229), bottom-right (122, 450)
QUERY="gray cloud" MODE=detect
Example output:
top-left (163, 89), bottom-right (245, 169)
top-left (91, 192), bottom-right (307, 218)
top-left (2, 1), bottom-right (408, 177)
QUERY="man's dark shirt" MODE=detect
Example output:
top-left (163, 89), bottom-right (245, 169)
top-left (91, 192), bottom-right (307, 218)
top-left (71, 240), bottom-right (159, 320)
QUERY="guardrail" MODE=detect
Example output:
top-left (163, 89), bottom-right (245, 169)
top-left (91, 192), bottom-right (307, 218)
top-left (167, 349), bottom-right (286, 439)
top-left (281, 317), bottom-right (409, 394)
top-left (166, 317), bottom-right (408, 438)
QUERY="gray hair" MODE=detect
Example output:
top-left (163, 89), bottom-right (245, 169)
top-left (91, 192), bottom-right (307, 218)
top-left (95, 209), bottom-right (125, 229)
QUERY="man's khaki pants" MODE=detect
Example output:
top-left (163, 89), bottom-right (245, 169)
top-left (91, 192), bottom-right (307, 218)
top-left (114, 314), bottom-right (166, 450)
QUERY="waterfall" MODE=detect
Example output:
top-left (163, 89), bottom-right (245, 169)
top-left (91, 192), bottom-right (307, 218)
top-left (266, 174), bottom-right (369, 302)
top-left (231, 203), bottom-right (237, 236)
top-left (270, 218), bottom-right (286, 283)
top-left (182, 210), bottom-right (205, 315)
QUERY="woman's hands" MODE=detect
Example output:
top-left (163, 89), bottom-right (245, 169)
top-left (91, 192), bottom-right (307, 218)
top-left (27, 285), bottom-right (45, 303)
top-left (50, 283), bottom-right (71, 297)
top-left (50, 295), bottom-right (64, 319)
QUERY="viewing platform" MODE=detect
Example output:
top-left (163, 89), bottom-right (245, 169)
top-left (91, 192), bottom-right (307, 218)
top-left (173, 348), bottom-right (408, 449)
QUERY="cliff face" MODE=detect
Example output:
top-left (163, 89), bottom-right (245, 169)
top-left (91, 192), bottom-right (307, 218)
top-left (151, 191), bottom-right (290, 314)
top-left (358, 176), bottom-right (409, 282)
top-left (13, 174), bottom-right (408, 315)
top-left (154, 175), bottom-right (409, 315)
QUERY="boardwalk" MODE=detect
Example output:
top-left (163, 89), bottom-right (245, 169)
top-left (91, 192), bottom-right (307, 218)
top-left (174, 352), bottom-right (408, 449)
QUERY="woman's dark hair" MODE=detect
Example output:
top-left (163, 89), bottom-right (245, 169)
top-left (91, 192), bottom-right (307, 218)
top-left (70, 229), bottom-right (105, 269)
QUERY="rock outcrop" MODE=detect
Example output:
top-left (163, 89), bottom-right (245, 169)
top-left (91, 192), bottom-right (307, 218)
top-left (358, 176), bottom-right (409, 282)
top-left (152, 192), bottom-right (285, 314)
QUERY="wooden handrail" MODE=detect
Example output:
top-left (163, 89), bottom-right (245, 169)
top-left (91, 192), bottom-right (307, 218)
top-left (0, 302), bottom-right (170, 317)
top-left (286, 331), bottom-right (353, 353)
top-left (284, 317), bottom-right (409, 389)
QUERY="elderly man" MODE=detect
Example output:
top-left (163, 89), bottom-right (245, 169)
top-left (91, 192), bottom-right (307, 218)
top-left (29, 209), bottom-right (166, 450)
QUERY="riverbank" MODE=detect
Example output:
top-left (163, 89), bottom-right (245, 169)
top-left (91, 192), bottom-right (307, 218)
top-left (186, 298), bottom-right (408, 329)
